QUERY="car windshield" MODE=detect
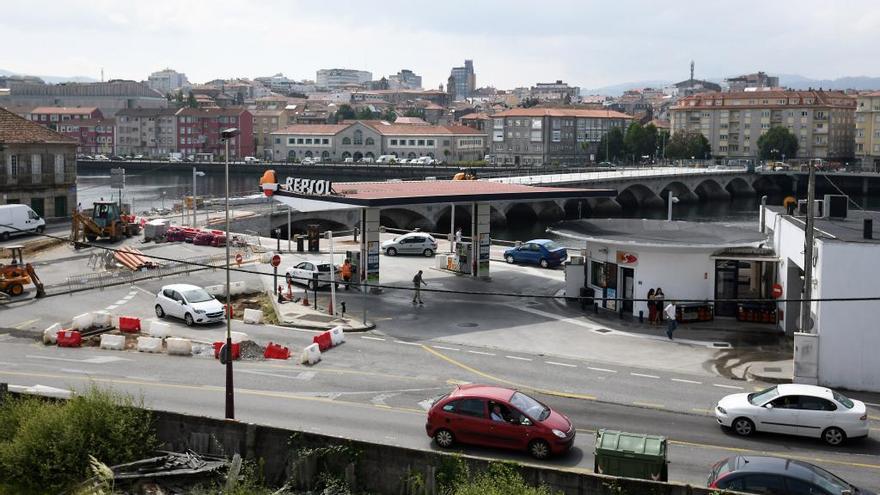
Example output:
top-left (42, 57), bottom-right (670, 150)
top-left (832, 390), bottom-right (854, 409)
top-left (181, 289), bottom-right (213, 303)
top-left (509, 391), bottom-right (550, 421)
top-left (804, 462), bottom-right (854, 494)
top-left (541, 241), bottom-right (561, 251)
top-left (747, 385), bottom-right (779, 405)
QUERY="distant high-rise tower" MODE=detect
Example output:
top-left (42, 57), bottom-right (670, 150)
top-left (449, 59), bottom-right (476, 101)
top-left (690, 60), bottom-right (695, 82)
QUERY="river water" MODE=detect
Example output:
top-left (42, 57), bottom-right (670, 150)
top-left (77, 171), bottom-right (880, 242)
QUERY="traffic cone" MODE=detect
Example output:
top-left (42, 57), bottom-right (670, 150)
top-left (302, 287), bottom-right (310, 306)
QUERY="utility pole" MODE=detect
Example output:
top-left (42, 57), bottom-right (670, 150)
top-left (801, 159), bottom-right (816, 334)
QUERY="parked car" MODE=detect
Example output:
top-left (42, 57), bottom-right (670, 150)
top-left (425, 384), bottom-right (575, 459)
top-left (301, 157), bottom-right (315, 166)
top-left (210, 234), bottom-right (226, 247)
top-left (381, 232), bottom-right (437, 257)
top-left (285, 260), bottom-right (339, 290)
top-left (164, 227), bottom-right (185, 242)
top-left (93, 154), bottom-right (110, 161)
top-left (503, 239), bottom-right (567, 268)
top-left (192, 231), bottom-right (216, 246)
top-left (708, 455), bottom-right (875, 494)
top-left (110, 155), bottom-right (126, 161)
top-left (343, 157), bottom-right (354, 163)
top-left (362, 157), bottom-right (374, 163)
top-left (376, 155), bottom-right (397, 164)
top-left (181, 227), bottom-right (201, 243)
top-left (154, 283), bottom-right (225, 326)
top-left (715, 384), bottom-right (868, 446)
top-left (597, 161), bottom-right (616, 168)
top-left (133, 154), bottom-right (144, 159)
top-left (398, 158), bottom-right (410, 164)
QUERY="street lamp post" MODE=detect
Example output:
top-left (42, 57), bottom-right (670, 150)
top-left (192, 167), bottom-right (205, 227)
top-left (221, 127), bottom-right (240, 420)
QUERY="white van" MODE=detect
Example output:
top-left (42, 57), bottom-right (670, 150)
top-left (376, 155), bottom-right (397, 164)
top-left (243, 156), bottom-right (260, 164)
top-left (0, 204), bottom-right (46, 240)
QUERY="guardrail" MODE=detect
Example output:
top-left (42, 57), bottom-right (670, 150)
top-left (63, 252), bottom-right (232, 294)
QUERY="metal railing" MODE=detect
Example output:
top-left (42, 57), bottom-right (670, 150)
top-left (63, 252), bottom-right (231, 294)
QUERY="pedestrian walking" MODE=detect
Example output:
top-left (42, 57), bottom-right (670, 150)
top-left (646, 288), bottom-right (656, 324)
top-left (341, 259), bottom-right (353, 290)
top-left (653, 288), bottom-right (665, 325)
top-left (454, 227), bottom-right (462, 251)
top-left (665, 300), bottom-right (678, 339)
top-left (412, 269), bottom-right (427, 305)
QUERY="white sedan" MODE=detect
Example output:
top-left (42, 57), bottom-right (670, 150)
top-left (714, 384), bottom-right (868, 446)
top-left (154, 284), bottom-right (225, 326)
top-left (285, 260), bottom-right (339, 290)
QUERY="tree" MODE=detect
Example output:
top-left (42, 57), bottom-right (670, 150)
top-left (186, 91), bottom-right (197, 108)
top-left (665, 131), bottom-right (711, 160)
top-left (757, 126), bottom-right (799, 160)
top-left (381, 108), bottom-right (397, 122)
top-left (334, 104), bottom-right (356, 121)
top-left (596, 126), bottom-right (625, 162)
top-left (174, 90), bottom-right (184, 105)
top-left (404, 108), bottom-right (425, 118)
top-left (356, 107), bottom-right (374, 120)
top-left (519, 97), bottom-right (539, 108)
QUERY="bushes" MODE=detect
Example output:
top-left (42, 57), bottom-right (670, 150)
top-left (452, 462), bottom-right (557, 495)
top-left (0, 387), bottom-right (157, 493)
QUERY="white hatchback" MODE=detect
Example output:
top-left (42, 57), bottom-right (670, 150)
top-left (381, 232), bottom-right (437, 257)
top-left (285, 260), bottom-right (339, 290)
top-left (154, 284), bottom-right (225, 326)
top-left (714, 384), bottom-right (868, 446)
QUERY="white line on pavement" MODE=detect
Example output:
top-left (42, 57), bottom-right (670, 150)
top-left (865, 402), bottom-right (880, 408)
top-left (546, 361), bottom-right (577, 368)
top-left (132, 286), bottom-right (155, 296)
top-left (671, 378), bottom-right (702, 384)
top-left (432, 345), bottom-right (460, 351)
top-left (467, 350), bottom-right (495, 356)
top-left (505, 355), bottom-right (532, 361)
top-left (630, 373), bottom-right (660, 379)
top-left (360, 336), bottom-right (385, 341)
top-left (588, 367), bottom-right (618, 373)
top-left (105, 305), bottom-right (118, 310)
top-left (113, 300), bottom-right (127, 305)
top-left (394, 340), bottom-right (423, 346)
top-left (713, 384), bottom-right (744, 390)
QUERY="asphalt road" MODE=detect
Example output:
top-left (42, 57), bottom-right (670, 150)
top-left (0, 246), bottom-right (878, 489)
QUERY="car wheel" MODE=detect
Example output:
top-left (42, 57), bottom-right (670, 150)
top-left (434, 429), bottom-right (455, 448)
top-left (386, 247), bottom-right (397, 256)
top-left (423, 248), bottom-right (434, 257)
top-left (155, 304), bottom-right (165, 318)
top-left (732, 417), bottom-right (755, 437)
top-left (0, 231), bottom-right (9, 241)
top-left (528, 439), bottom-right (551, 460)
top-left (184, 313), bottom-right (194, 327)
top-left (505, 255), bottom-right (514, 264)
top-left (8, 283), bottom-right (23, 297)
top-left (822, 427), bottom-right (846, 446)
top-left (539, 258), bottom-right (549, 268)
top-left (36, 226), bottom-right (45, 234)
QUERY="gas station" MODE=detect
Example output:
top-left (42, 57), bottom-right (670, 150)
top-left (259, 171), bottom-right (615, 285)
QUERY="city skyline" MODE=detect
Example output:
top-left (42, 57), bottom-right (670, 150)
top-left (3, 0), bottom-right (880, 90)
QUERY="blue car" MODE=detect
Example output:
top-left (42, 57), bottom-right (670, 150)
top-left (503, 239), bottom-right (567, 268)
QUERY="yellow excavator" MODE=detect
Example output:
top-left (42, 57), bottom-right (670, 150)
top-left (70, 201), bottom-right (141, 247)
top-left (452, 168), bottom-right (477, 180)
top-left (0, 245), bottom-right (45, 298)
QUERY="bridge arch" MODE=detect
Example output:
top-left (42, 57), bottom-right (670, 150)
top-left (659, 181), bottom-right (698, 203)
top-left (694, 179), bottom-right (731, 201)
top-left (725, 177), bottom-right (755, 197)
top-left (380, 208), bottom-right (434, 231)
top-left (533, 200), bottom-right (565, 221)
top-left (563, 199), bottom-right (592, 219)
top-left (752, 175), bottom-right (785, 195)
top-left (617, 184), bottom-right (664, 209)
top-left (504, 203), bottom-right (539, 225)
top-left (285, 218), bottom-right (350, 237)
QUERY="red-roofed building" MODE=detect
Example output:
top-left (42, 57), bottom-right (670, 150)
top-left (488, 107), bottom-right (633, 166)
top-left (54, 118), bottom-right (116, 155)
top-left (176, 107), bottom-right (254, 159)
top-left (270, 121), bottom-right (486, 163)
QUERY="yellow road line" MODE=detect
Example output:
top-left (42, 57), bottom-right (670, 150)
top-left (419, 345), bottom-right (596, 401)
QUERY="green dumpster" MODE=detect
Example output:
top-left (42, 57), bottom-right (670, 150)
top-left (594, 429), bottom-right (668, 481)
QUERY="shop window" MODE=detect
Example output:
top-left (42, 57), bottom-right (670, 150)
top-left (590, 260), bottom-right (606, 287)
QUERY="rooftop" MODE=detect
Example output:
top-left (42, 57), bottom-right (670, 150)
top-left (30, 106), bottom-right (99, 115)
top-left (768, 205), bottom-right (880, 244)
top-left (549, 218), bottom-right (769, 249)
top-left (493, 107), bottom-right (632, 119)
top-left (0, 107), bottom-right (78, 145)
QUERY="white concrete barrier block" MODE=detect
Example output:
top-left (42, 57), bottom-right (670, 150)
top-left (71, 313), bottom-right (94, 331)
top-left (230, 281), bottom-right (247, 295)
top-left (166, 337), bottom-right (193, 356)
top-left (148, 320), bottom-right (171, 338)
top-left (300, 343), bottom-right (321, 365)
top-left (42, 323), bottom-right (61, 345)
top-left (242, 308), bottom-right (263, 325)
top-left (99, 334), bottom-right (125, 351)
top-left (137, 336), bottom-right (163, 353)
top-left (205, 284), bottom-right (225, 296)
top-left (230, 331), bottom-right (248, 344)
top-left (92, 311), bottom-right (112, 328)
top-left (329, 325), bottom-right (346, 345)
top-left (260, 253), bottom-right (272, 264)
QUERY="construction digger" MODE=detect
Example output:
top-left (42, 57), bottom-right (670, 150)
top-left (71, 201), bottom-right (141, 247)
top-left (452, 168), bottom-right (477, 180)
top-left (0, 245), bottom-right (45, 298)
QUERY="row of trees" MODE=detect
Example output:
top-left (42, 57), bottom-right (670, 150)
top-left (595, 122), bottom-right (672, 162)
top-left (331, 104), bottom-right (397, 123)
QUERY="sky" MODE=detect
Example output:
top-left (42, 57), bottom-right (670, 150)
top-left (2, 0), bottom-right (879, 90)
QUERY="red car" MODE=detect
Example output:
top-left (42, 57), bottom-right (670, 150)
top-left (164, 227), bottom-right (185, 242)
top-left (193, 231), bottom-right (215, 246)
top-left (425, 384), bottom-right (575, 459)
top-left (210, 234), bottom-right (226, 247)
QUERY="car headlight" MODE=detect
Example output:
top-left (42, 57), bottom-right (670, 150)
top-left (194, 309), bottom-right (206, 314)
top-left (716, 406), bottom-right (727, 415)
top-left (552, 429), bottom-right (567, 439)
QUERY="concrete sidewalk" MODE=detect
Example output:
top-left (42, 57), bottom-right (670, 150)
top-left (261, 272), bottom-right (374, 332)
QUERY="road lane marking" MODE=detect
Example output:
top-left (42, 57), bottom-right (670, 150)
top-left (668, 438), bottom-right (880, 471)
top-left (467, 350), bottom-right (495, 356)
top-left (713, 384), bottom-right (744, 390)
top-left (632, 402), bottom-right (665, 409)
top-left (105, 305), bottom-right (119, 310)
top-left (505, 355), bottom-right (532, 361)
top-left (420, 345), bottom-right (596, 401)
top-left (26, 355), bottom-right (130, 364)
top-left (113, 299), bottom-right (127, 305)
top-left (671, 378), bottom-right (702, 384)
top-left (360, 336), bottom-right (385, 341)
top-left (12, 318), bottom-right (40, 329)
top-left (432, 345), bottom-right (460, 351)
top-left (587, 367), bottom-right (617, 373)
top-left (132, 286), bottom-right (155, 296)
top-left (630, 373), bottom-right (660, 379)
top-left (546, 361), bottom-right (576, 368)
top-left (692, 408), bottom-right (714, 414)
top-left (394, 340), bottom-right (423, 346)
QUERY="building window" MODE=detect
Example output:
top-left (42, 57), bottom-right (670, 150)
top-left (342, 137), bottom-right (351, 145)
top-left (353, 130), bottom-right (363, 145)
top-left (365, 137), bottom-right (375, 146)
top-left (408, 139), bottom-right (416, 146)
top-left (443, 140), bottom-right (450, 146)
top-left (297, 138), bottom-right (304, 144)
top-left (305, 138), bottom-right (312, 144)
top-left (418, 139), bottom-right (425, 146)
top-left (390, 139), bottom-right (398, 145)
top-left (322, 138), bottom-right (329, 145)
top-left (532, 118), bottom-right (542, 129)
top-left (552, 130), bottom-right (561, 142)
top-left (493, 119), bottom-right (503, 129)
top-left (277, 138), bottom-right (282, 145)
top-left (426, 139), bottom-right (434, 146)
top-left (288, 138), bottom-right (296, 145)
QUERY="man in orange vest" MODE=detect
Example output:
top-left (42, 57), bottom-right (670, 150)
top-left (341, 258), bottom-right (353, 290)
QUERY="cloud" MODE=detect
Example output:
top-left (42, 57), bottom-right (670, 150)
top-left (1, 0), bottom-right (878, 89)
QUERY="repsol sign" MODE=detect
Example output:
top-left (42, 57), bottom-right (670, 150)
top-left (283, 177), bottom-right (333, 196)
